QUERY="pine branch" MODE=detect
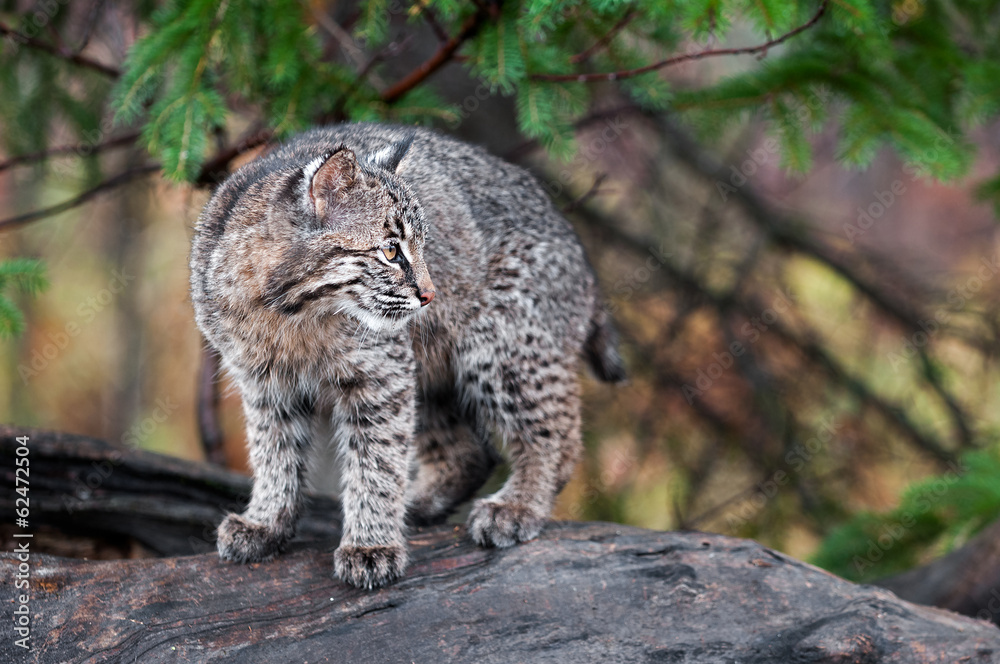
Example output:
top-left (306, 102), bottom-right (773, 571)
top-left (531, 1), bottom-right (828, 83)
top-left (193, 128), bottom-right (274, 187)
top-left (72, 0), bottom-right (107, 56)
top-left (0, 127), bottom-right (275, 233)
top-left (381, 6), bottom-right (491, 103)
top-left (569, 9), bottom-right (638, 65)
top-left (0, 20), bottom-right (120, 77)
top-left (0, 132), bottom-right (140, 174)
top-left (327, 35), bottom-right (418, 122)
top-left (419, 5), bottom-right (451, 43)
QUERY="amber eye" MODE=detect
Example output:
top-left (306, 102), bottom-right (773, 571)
top-left (381, 245), bottom-right (401, 262)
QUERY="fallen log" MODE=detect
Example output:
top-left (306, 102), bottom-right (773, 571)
top-left (1, 427), bottom-right (999, 663)
top-left (0, 426), bottom-right (340, 557)
top-left (878, 516), bottom-right (1000, 624)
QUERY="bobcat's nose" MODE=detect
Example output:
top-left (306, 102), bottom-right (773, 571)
top-left (418, 274), bottom-right (436, 307)
top-left (417, 264), bottom-right (436, 307)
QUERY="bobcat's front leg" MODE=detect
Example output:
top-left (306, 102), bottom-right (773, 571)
top-left (218, 383), bottom-right (314, 562)
top-left (334, 336), bottom-right (416, 589)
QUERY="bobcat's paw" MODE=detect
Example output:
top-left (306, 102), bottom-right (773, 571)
top-left (467, 499), bottom-right (546, 548)
top-left (216, 513), bottom-right (286, 563)
top-left (334, 543), bottom-right (408, 589)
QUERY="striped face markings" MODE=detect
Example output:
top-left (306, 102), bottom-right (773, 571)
top-left (376, 236), bottom-right (417, 270)
top-left (375, 201), bottom-right (426, 270)
top-left (261, 148), bottom-right (431, 323)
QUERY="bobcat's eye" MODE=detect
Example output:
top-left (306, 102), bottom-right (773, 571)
top-left (381, 245), bottom-right (402, 263)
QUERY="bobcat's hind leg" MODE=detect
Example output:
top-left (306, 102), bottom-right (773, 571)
top-left (406, 389), bottom-right (499, 526)
top-left (459, 325), bottom-right (584, 548)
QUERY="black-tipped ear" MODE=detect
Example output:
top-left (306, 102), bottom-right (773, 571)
top-left (365, 135), bottom-right (414, 173)
top-left (309, 148), bottom-right (357, 218)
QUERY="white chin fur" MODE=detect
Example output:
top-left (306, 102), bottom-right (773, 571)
top-left (344, 301), bottom-right (417, 332)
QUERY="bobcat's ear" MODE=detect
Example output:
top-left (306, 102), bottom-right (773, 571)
top-left (306, 148), bottom-right (357, 218)
top-left (365, 135), bottom-right (414, 173)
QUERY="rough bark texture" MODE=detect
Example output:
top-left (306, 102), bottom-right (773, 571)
top-left (2, 427), bottom-right (1000, 663)
top-left (0, 426), bottom-right (340, 557)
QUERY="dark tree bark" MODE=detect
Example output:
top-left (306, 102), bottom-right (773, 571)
top-left (2, 426), bottom-right (999, 663)
top-left (0, 426), bottom-right (340, 557)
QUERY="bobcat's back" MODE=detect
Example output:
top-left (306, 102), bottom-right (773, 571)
top-left (256, 123), bottom-right (625, 382)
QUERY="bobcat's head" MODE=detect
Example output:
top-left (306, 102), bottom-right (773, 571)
top-left (239, 137), bottom-right (436, 332)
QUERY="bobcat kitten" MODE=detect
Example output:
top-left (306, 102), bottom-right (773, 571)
top-left (190, 123), bottom-right (625, 589)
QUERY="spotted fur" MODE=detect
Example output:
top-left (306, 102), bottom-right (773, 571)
top-left (190, 123), bottom-right (625, 589)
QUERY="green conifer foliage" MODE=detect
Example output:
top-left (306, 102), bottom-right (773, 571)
top-left (0, 259), bottom-right (48, 338)
top-left (90, 0), bottom-right (1000, 183)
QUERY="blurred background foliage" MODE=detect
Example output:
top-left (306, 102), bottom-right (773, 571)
top-left (3, 0), bottom-right (1000, 617)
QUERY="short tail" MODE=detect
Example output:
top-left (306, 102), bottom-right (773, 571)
top-left (584, 305), bottom-right (627, 383)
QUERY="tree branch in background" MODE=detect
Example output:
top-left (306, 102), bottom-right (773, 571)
top-left (0, 164), bottom-right (159, 232)
top-left (72, 0), bottom-right (107, 56)
top-left (562, 173), bottom-right (607, 213)
top-left (0, 127), bottom-right (274, 234)
top-left (0, 132), bottom-right (140, 174)
top-left (381, 6), bottom-right (490, 103)
top-left (309, 2), bottom-right (390, 90)
top-left (570, 10), bottom-right (638, 64)
top-left (573, 201), bottom-right (959, 465)
top-left (0, 20), bottom-right (121, 78)
top-left (918, 350), bottom-right (974, 448)
top-left (194, 127), bottom-right (274, 187)
top-left (654, 114), bottom-right (936, 340)
top-left (418, 4), bottom-right (452, 43)
top-left (531, 1), bottom-right (828, 83)
top-left (654, 115), bottom-right (978, 451)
